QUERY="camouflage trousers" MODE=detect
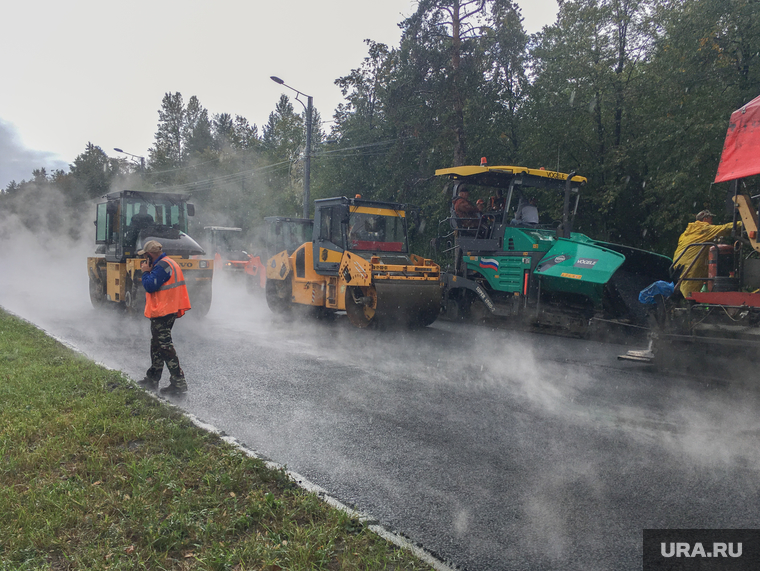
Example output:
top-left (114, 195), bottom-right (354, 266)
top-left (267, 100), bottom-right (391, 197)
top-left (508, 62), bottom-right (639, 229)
top-left (145, 314), bottom-right (186, 388)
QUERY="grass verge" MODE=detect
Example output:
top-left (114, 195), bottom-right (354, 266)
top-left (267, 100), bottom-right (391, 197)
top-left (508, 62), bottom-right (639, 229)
top-left (0, 308), bottom-right (436, 570)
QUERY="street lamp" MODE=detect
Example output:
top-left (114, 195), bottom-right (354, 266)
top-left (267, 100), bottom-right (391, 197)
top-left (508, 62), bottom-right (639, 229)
top-left (270, 75), bottom-right (313, 219)
top-left (114, 148), bottom-right (145, 171)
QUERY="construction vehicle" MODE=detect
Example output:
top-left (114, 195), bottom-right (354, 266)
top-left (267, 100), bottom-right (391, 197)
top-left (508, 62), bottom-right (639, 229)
top-left (243, 216), bottom-right (313, 293)
top-left (621, 94), bottom-right (760, 364)
top-left (434, 162), bottom-right (672, 337)
top-left (87, 190), bottom-right (214, 316)
top-left (265, 197), bottom-right (441, 328)
top-left (200, 226), bottom-right (252, 275)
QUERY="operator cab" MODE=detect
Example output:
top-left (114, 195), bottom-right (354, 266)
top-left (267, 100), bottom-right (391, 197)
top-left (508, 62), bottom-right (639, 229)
top-left (438, 165), bottom-right (587, 255)
top-left (264, 217), bottom-right (313, 259)
top-left (313, 196), bottom-right (410, 275)
top-left (94, 190), bottom-right (204, 262)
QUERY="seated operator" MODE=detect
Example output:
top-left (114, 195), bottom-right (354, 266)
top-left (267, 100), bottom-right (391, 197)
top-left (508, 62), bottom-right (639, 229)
top-left (131, 204), bottom-right (154, 230)
top-left (364, 216), bottom-right (383, 241)
top-left (348, 220), bottom-right (364, 245)
top-left (128, 204), bottom-right (155, 249)
top-left (452, 185), bottom-right (480, 229)
top-left (511, 197), bottom-right (539, 226)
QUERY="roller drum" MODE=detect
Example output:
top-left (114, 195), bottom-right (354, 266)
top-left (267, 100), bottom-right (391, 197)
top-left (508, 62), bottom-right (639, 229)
top-left (373, 281), bottom-right (441, 328)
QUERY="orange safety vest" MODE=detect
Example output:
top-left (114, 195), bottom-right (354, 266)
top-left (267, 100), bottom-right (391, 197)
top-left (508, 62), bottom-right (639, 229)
top-left (144, 256), bottom-right (192, 319)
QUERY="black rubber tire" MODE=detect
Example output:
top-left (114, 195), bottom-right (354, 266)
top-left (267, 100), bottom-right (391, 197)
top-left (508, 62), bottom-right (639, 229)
top-left (124, 277), bottom-right (147, 317)
top-left (89, 276), bottom-right (105, 309)
top-left (265, 278), bottom-right (293, 315)
top-left (192, 285), bottom-right (213, 317)
top-left (414, 304), bottom-right (441, 328)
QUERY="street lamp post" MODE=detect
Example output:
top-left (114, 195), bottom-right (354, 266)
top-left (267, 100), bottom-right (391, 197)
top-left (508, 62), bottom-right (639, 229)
top-left (270, 76), bottom-right (312, 219)
top-left (114, 148), bottom-right (145, 171)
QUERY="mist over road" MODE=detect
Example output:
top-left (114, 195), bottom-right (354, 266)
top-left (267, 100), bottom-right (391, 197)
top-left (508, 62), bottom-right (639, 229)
top-left (2, 238), bottom-right (760, 570)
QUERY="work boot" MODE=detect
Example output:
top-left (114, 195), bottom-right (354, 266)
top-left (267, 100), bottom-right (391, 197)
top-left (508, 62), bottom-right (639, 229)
top-left (137, 377), bottom-right (159, 390)
top-left (160, 380), bottom-right (187, 396)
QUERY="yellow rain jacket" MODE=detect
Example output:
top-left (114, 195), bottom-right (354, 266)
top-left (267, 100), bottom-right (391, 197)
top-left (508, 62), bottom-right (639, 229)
top-left (672, 220), bottom-right (736, 298)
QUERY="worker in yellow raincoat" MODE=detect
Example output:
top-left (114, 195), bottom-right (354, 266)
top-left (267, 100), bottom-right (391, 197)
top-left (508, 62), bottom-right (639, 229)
top-left (672, 210), bottom-right (738, 298)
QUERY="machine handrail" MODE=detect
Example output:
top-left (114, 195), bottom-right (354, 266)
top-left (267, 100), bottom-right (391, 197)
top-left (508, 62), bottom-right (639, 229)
top-left (670, 241), bottom-right (726, 292)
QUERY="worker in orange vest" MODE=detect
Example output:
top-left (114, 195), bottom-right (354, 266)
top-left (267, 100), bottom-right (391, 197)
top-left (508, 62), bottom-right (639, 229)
top-left (136, 240), bottom-right (192, 395)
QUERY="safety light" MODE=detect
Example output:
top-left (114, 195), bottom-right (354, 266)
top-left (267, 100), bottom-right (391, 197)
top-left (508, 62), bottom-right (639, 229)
top-left (480, 157), bottom-right (487, 166)
top-left (751, 230), bottom-right (757, 239)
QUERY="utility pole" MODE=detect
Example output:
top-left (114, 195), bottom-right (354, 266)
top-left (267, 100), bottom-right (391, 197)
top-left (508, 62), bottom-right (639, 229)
top-left (270, 76), bottom-right (313, 219)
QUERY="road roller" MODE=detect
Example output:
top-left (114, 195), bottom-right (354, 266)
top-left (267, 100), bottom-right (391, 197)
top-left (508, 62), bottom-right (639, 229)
top-left (87, 190), bottom-right (214, 316)
top-left (265, 196), bottom-right (442, 328)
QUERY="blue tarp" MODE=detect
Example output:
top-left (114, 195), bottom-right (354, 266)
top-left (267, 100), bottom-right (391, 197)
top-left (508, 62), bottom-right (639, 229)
top-left (639, 281), bottom-right (674, 305)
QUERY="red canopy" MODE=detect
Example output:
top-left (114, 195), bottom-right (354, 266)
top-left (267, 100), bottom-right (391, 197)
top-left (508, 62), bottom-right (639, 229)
top-left (715, 95), bottom-right (760, 183)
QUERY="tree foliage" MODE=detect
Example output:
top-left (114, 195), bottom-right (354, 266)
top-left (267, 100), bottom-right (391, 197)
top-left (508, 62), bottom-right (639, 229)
top-left (3, 0), bottom-right (759, 256)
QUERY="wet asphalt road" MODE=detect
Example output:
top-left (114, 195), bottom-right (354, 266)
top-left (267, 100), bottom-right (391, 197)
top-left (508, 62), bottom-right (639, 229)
top-left (2, 259), bottom-right (760, 571)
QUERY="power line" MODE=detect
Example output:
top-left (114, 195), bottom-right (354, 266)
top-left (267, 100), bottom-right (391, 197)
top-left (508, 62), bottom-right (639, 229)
top-left (150, 136), bottom-right (417, 193)
top-left (155, 161), bottom-right (291, 194)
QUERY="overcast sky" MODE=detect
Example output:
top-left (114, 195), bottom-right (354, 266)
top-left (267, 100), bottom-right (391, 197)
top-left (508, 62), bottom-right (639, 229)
top-left (0, 0), bottom-right (559, 189)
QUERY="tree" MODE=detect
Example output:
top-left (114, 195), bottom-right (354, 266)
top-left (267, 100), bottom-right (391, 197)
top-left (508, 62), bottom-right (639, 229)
top-left (401, 0), bottom-right (492, 166)
top-left (184, 96), bottom-right (214, 157)
top-left (632, 0), bottom-right (760, 251)
top-left (523, 0), bottom-right (660, 245)
top-left (149, 92), bottom-right (185, 173)
top-left (231, 115), bottom-right (260, 150)
top-left (481, 0), bottom-right (529, 161)
top-left (323, 1), bottom-right (528, 250)
top-left (68, 142), bottom-right (118, 201)
top-left (260, 94), bottom-right (325, 215)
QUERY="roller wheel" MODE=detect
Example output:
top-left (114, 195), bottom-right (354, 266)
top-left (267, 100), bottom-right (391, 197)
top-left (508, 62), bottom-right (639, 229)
top-left (265, 278), bottom-right (293, 315)
top-left (415, 304), bottom-right (441, 328)
top-left (468, 299), bottom-right (490, 322)
top-left (192, 285), bottom-right (213, 317)
top-left (124, 278), bottom-right (146, 317)
top-left (89, 276), bottom-right (105, 309)
top-left (345, 286), bottom-right (377, 328)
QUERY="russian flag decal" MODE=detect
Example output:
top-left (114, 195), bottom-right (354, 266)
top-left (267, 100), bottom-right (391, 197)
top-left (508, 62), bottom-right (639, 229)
top-left (479, 257), bottom-right (499, 271)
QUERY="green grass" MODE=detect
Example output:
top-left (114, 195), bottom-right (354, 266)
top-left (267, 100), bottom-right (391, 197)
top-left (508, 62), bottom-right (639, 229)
top-left (0, 308), bottom-right (436, 570)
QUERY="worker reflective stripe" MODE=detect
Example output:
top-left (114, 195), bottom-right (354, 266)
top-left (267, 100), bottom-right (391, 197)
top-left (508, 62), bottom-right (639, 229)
top-left (159, 280), bottom-right (186, 290)
top-left (144, 257), bottom-right (192, 318)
